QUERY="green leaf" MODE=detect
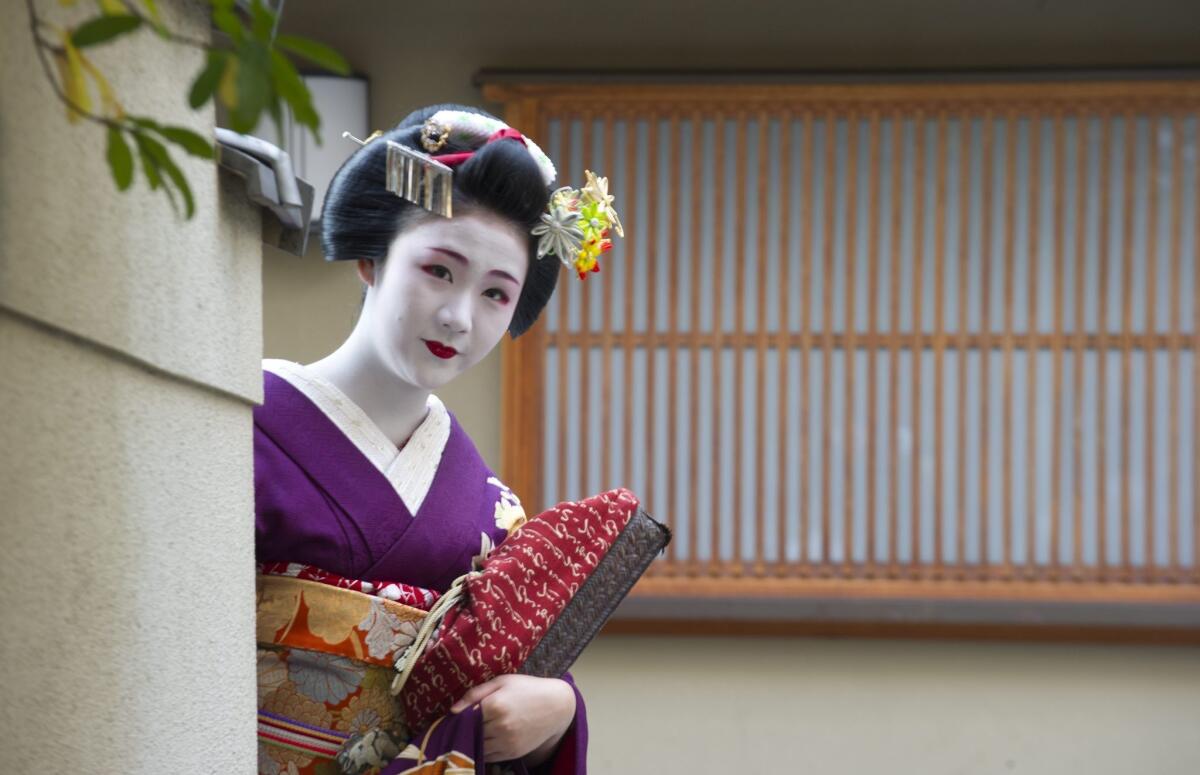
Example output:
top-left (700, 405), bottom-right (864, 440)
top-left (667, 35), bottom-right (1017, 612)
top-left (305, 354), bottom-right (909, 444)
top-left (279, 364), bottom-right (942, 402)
top-left (134, 132), bottom-right (181, 214)
top-left (154, 148), bottom-right (195, 218)
top-left (211, 0), bottom-right (243, 44)
top-left (79, 53), bottom-right (122, 116)
top-left (265, 96), bottom-right (284, 144)
top-left (218, 56), bottom-right (239, 108)
top-left (133, 132), bottom-right (162, 191)
top-left (106, 127), bottom-right (133, 190)
top-left (71, 13), bottom-right (140, 48)
top-left (59, 37), bottom-right (91, 122)
top-left (275, 34), bottom-right (350, 75)
top-left (269, 50), bottom-right (319, 136)
top-left (188, 51), bottom-right (226, 109)
top-left (228, 42), bottom-right (270, 133)
top-left (139, 0), bottom-right (162, 25)
top-left (155, 126), bottom-right (215, 159)
top-left (249, 0), bottom-right (276, 40)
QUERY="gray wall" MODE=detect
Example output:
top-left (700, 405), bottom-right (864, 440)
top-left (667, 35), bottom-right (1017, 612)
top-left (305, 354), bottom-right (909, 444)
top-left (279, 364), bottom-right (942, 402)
top-left (1, 2), bottom-right (260, 771)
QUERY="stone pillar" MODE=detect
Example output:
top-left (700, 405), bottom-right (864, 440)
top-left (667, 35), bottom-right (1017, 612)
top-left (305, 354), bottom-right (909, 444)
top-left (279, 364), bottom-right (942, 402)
top-left (0, 2), bottom-right (260, 771)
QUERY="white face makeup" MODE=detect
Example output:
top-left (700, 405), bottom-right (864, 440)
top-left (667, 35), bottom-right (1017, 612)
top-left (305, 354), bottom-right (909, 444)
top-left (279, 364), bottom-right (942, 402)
top-left (361, 210), bottom-right (528, 392)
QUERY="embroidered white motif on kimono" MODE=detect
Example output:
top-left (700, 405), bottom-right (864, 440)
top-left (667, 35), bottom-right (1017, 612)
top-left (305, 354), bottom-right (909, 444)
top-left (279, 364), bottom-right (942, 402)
top-left (488, 475), bottom-right (527, 534)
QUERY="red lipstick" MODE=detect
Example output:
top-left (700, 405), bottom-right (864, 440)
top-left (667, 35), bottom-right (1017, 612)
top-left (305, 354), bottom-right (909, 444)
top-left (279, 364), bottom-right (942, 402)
top-left (423, 340), bottom-right (458, 359)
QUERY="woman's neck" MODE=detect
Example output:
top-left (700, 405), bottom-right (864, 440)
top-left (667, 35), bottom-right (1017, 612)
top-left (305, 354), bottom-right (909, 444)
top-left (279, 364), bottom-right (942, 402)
top-left (306, 332), bottom-right (431, 449)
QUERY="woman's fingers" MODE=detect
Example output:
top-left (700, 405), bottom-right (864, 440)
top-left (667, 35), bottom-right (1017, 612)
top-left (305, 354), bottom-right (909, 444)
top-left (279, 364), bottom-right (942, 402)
top-left (449, 676), bottom-right (507, 714)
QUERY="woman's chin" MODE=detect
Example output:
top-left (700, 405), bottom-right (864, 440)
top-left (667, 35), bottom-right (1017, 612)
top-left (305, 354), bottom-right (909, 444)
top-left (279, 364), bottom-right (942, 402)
top-left (402, 364), bottom-right (463, 392)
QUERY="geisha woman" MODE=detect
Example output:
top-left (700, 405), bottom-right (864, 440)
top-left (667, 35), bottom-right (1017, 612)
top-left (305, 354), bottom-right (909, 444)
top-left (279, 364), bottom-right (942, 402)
top-left (253, 104), bottom-right (619, 775)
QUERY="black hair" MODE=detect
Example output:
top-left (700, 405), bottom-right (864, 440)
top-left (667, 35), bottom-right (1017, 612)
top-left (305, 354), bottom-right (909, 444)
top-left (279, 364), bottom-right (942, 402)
top-left (320, 103), bottom-right (558, 337)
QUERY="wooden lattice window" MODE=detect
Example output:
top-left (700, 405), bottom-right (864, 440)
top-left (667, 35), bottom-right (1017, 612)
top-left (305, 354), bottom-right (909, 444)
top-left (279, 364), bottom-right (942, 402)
top-left (488, 79), bottom-right (1200, 635)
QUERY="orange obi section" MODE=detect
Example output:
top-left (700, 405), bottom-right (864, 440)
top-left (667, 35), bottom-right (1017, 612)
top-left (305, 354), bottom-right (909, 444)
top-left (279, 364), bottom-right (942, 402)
top-left (256, 574), bottom-right (428, 774)
top-left (257, 575), bottom-right (428, 667)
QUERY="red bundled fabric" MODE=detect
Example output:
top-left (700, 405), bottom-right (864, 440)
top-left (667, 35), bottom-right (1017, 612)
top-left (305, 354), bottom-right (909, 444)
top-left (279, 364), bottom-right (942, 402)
top-left (395, 487), bottom-right (658, 732)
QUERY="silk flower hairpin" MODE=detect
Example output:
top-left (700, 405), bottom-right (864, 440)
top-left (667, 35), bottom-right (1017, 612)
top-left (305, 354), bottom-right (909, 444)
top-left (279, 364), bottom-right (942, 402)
top-left (348, 113), bottom-right (624, 281)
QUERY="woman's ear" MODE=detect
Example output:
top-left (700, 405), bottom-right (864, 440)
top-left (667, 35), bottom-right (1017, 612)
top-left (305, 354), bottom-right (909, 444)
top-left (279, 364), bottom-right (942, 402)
top-left (356, 259), bottom-right (377, 287)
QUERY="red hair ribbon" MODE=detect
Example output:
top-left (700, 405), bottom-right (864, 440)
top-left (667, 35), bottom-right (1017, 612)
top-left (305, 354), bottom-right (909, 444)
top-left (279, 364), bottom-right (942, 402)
top-left (431, 127), bottom-right (527, 168)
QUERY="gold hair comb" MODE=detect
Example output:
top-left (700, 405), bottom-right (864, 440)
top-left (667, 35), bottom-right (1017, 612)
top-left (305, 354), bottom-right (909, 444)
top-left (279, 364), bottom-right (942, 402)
top-left (343, 130), bottom-right (454, 217)
top-left (384, 142), bottom-right (454, 218)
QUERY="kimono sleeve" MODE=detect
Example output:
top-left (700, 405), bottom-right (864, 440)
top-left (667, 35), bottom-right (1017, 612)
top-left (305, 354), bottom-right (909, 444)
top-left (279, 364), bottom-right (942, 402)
top-left (532, 672), bottom-right (588, 775)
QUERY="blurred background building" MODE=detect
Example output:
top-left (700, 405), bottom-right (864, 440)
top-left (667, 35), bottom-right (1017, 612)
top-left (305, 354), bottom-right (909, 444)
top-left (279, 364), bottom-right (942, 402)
top-left (3, 0), bottom-right (1200, 773)
top-left (263, 1), bottom-right (1200, 772)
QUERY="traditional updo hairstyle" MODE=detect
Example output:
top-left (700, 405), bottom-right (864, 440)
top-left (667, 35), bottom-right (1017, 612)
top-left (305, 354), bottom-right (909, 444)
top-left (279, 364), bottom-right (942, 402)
top-left (320, 104), bottom-right (559, 337)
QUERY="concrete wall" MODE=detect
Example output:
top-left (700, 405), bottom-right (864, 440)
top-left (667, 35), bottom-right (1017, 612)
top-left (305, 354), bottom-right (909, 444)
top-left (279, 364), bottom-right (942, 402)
top-left (572, 636), bottom-right (1200, 773)
top-left (0, 2), bottom-right (260, 771)
top-left (265, 1), bottom-right (1200, 773)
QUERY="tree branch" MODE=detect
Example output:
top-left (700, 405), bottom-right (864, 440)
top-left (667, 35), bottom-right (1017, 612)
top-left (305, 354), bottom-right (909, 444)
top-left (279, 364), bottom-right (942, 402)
top-left (25, 0), bottom-right (124, 133)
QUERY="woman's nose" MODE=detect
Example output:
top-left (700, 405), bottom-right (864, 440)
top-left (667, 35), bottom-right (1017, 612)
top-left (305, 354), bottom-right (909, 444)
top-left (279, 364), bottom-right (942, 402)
top-left (436, 295), bottom-right (471, 335)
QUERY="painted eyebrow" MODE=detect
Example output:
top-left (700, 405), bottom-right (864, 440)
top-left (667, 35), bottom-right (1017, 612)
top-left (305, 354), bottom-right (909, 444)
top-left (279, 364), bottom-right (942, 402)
top-left (430, 246), bottom-right (520, 286)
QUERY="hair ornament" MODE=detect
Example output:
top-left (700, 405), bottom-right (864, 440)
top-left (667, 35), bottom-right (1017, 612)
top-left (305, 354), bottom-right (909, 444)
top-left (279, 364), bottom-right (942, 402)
top-left (419, 120), bottom-right (452, 153)
top-left (370, 111), bottom-right (623, 280)
top-left (342, 129), bottom-right (384, 146)
top-left (377, 112), bottom-right (557, 219)
top-left (425, 110), bottom-right (557, 186)
top-left (535, 170), bottom-right (624, 280)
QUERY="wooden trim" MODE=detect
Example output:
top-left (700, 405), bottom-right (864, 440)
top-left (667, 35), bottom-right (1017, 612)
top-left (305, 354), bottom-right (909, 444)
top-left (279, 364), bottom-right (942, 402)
top-left (820, 109), bottom-right (836, 568)
top-left (1097, 116), bottom-right (1112, 572)
top-left (732, 112), bottom-right (747, 575)
top-left (711, 116), bottom-right (725, 569)
top-left (865, 111), bottom-right (881, 569)
top-left (1002, 110), bottom-right (1016, 573)
top-left (799, 112), bottom-right (814, 573)
top-left (622, 120), bottom-right (636, 494)
top-left (887, 113), bottom-right (903, 575)
top-left (556, 119), bottom-right (573, 505)
top-left (483, 79), bottom-right (1200, 108)
top-left (1072, 116), bottom-right (1088, 573)
top-left (754, 111), bottom-right (769, 575)
top-left (667, 113), bottom-right (681, 567)
top-left (644, 115), bottom-right (659, 556)
top-left (842, 110), bottom-right (858, 571)
top-left (630, 575), bottom-right (1200, 603)
top-left (1144, 116), bottom-right (1159, 574)
top-left (911, 109), bottom-right (927, 569)
top-left (600, 113), bottom-right (615, 492)
top-left (1193, 117), bottom-right (1200, 584)
top-left (579, 115), bottom-right (593, 498)
top-left (956, 116), bottom-right (972, 571)
top-left (1025, 115), bottom-right (1042, 577)
top-left (979, 111), bottom-right (994, 570)
top-left (1051, 112), bottom-right (1066, 573)
top-left (491, 79), bottom-right (1200, 629)
top-left (775, 109), bottom-right (793, 573)
top-left (499, 98), bottom-right (545, 511)
top-left (1120, 111), bottom-right (1136, 576)
top-left (602, 617), bottom-right (1200, 645)
top-left (933, 112), bottom-right (948, 572)
top-left (544, 330), bottom-right (1196, 350)
top-left (1169, 116), bottom-right (1183, 573)
top-left (688, 110), bottom-right (703, 572)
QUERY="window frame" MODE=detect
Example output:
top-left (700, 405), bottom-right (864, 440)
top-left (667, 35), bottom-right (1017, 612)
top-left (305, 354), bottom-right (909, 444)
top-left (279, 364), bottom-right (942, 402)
top-left (486, 76), bottom-right (1200, 641)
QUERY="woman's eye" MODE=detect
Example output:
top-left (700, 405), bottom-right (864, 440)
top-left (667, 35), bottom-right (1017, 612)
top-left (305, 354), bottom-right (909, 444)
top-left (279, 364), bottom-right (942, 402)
top-left (484, 288), bottom-right (510, 304)
top-left (422, 264), bottom-right (452, 281)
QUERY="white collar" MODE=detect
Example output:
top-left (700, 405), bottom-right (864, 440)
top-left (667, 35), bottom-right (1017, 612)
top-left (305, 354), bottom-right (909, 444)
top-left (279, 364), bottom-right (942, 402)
top-left (263, 359), bottom-right (451, 516)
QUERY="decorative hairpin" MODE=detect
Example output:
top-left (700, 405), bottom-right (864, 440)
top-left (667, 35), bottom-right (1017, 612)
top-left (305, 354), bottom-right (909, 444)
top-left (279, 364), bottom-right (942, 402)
top-left (346, 115), bottom-right (623, 279)
top-left (535, 170), bottom-right (624, 280)
top-left (344, 128), bottom-right (457, 217)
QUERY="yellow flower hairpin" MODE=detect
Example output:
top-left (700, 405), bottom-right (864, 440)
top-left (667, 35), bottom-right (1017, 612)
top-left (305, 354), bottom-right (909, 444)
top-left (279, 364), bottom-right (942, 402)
top-left (534, 169), bottom-right (624, 280)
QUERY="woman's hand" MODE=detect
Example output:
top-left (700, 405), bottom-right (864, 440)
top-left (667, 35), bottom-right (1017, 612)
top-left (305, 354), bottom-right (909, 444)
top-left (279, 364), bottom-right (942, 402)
top-left (449, 674), bottom-right (576, 764)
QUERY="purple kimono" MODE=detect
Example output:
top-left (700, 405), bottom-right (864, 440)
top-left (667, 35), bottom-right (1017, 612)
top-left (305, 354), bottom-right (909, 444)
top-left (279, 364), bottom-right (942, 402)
top-left (255, 360), bottom-right (587, 775)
